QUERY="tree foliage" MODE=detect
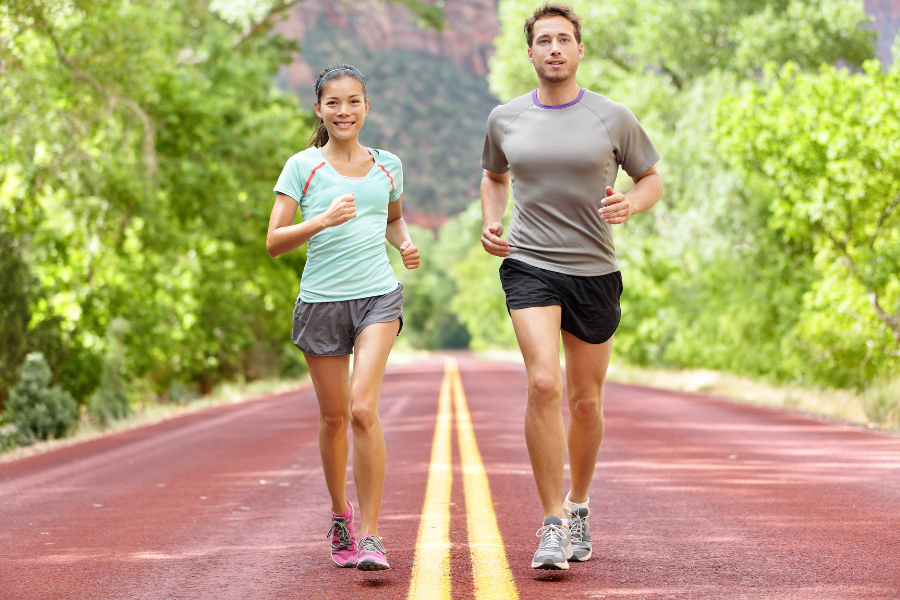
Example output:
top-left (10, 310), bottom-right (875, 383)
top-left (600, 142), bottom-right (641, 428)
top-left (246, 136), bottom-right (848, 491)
top-left (0, 0), bottom-right (314, 412)
top-left (717, 61), bottom-right (900, 373)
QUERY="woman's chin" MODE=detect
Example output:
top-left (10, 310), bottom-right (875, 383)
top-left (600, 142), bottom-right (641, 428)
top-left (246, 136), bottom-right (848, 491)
top-left (328, 128), bottom-right (359, 141)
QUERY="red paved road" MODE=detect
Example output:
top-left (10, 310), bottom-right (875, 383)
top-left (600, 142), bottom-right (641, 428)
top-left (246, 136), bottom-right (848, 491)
top-left (1, 355), bottom-right (899, 599)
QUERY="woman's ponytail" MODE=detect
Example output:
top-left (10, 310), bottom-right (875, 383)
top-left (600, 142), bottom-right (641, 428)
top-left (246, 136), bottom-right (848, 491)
top-left (308, 119), bottom-right (329, 148)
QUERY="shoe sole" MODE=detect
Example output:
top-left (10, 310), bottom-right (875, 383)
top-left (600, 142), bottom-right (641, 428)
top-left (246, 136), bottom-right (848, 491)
top-left (357, 560), bottom-right (390, 571)
top-left (568, 549), bottom-right (592, 562)
top-left (531, 559), bottom-right (569, 570)
top-left (333, 558), bottom-right (357, 568)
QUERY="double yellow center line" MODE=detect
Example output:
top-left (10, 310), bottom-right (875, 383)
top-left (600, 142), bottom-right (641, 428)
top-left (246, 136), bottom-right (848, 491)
top-left (408, 358), bottom-right (518, 600)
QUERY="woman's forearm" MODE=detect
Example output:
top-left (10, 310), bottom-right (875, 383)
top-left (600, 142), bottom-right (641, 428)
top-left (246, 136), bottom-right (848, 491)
top-left (266, 214), bottom-right (326, 257)
top-left (385, 217), bottom-right (412, 250)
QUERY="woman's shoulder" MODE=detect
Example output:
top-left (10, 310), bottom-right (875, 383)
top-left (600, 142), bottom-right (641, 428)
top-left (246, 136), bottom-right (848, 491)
top-left (371, 148), bottom-right (402, 170)
top-left (284, 146), bottom-right (324, 169)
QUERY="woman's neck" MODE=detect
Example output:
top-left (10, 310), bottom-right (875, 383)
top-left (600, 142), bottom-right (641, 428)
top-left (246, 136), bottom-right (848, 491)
top-left (321, 138), bottom-right (365, 162)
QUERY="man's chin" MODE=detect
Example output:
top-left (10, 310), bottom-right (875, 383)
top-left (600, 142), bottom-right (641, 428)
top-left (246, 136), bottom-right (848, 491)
top-left (537, 70), bottom-right (576, 85)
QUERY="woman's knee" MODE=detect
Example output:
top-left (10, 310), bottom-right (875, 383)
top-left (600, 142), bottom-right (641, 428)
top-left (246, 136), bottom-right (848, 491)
top-left (320, 410), bottom-right (349, 436)
top-left (350, 402), bottom-right (379, 432)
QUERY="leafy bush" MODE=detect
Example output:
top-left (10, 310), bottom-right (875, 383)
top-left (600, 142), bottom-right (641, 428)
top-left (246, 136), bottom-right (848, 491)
top-left (89, 318), bottom-right (131, 426)
top-left (2, 353), bottom-right (78, 444)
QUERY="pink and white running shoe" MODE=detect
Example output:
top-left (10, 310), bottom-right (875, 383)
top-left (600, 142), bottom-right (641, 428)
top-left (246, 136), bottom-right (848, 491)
top-left (326, 501), bottom-right (357, 568)
top-left (356, 534), bottom-right (390, 571)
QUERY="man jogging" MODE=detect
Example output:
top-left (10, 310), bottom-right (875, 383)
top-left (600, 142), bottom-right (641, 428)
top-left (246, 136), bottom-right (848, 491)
top-left (480, 2), bottom-right (663, 570)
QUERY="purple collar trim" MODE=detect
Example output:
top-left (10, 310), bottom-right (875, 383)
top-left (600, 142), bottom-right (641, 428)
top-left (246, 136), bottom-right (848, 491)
top-left (532, 88), bottom-right (585, 109)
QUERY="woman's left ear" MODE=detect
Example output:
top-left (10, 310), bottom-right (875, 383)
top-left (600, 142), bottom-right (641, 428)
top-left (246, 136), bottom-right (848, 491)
top-left (364, 99), bottom-right (370, 115)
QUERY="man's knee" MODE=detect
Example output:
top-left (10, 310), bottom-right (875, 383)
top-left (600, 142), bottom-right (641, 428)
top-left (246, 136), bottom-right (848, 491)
top-left (569, 390), bottom-right (603, 422)
top-left (527, 370), bottom-right (563, 403)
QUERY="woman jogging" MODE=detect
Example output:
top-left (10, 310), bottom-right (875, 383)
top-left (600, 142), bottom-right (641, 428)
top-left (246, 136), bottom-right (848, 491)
top-left (266, 63), bottom-right (419, 571)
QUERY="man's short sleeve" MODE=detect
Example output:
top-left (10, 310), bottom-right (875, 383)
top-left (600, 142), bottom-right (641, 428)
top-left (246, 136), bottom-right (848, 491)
top-left (273, 153), bottom-right (305, 203)
top-left (481, 108), bottom-right (510, 174)
top-left (608, 105), bottom-right (660, 177)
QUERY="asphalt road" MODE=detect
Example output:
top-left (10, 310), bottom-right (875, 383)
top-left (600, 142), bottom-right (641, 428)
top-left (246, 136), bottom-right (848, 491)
top-left (1, 355), bottom-right (898, 599)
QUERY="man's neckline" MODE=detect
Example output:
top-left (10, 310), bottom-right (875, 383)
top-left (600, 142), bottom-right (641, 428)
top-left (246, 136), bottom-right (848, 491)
top-left (532, 88), bottom-right (585, 110)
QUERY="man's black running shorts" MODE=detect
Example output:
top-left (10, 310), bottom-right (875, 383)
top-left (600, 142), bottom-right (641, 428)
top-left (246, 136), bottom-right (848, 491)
top-left (499, 258), bottom-right (622, 345)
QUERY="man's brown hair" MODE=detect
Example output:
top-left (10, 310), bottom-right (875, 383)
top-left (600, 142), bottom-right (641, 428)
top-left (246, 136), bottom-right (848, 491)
top-left (524, 2), bottom-right (582, 48)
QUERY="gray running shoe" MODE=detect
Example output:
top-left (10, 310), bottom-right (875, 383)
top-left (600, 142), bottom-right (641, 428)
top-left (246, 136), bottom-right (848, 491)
top-left (564, 503), bottom-right (592, 562)
top-left (531, 515), bottom-right (573, 570)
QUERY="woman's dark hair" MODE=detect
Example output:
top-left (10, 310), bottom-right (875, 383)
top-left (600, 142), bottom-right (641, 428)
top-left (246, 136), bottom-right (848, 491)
top-left (307, 63), bottom-right (368, 148)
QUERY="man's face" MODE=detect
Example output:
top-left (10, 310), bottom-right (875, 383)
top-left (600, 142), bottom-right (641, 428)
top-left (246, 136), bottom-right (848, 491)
top-left (528, 15), bottom-right (584, 84)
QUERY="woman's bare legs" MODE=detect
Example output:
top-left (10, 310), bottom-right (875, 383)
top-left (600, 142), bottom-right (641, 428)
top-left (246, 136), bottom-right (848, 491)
top-left (305, 353), bottom-right (352, 515)
top-left (349, 319), bottom-right (400, 536)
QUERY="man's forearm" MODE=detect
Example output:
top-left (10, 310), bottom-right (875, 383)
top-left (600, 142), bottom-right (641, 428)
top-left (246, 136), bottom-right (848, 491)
top-left (626, 171), bottom-right (664, 215)
top-left (481, 173), bottom-right (510, 225)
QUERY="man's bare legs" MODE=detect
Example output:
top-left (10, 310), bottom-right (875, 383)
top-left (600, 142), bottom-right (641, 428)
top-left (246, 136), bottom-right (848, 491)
top-left (510, 307), bottom-right (613, 515)
top-left (304, 318), bottom-right (399, 537)
top-left (510, 306), bottom-right (567, 519)
top-left (562, 330), bottom-right (613, 504)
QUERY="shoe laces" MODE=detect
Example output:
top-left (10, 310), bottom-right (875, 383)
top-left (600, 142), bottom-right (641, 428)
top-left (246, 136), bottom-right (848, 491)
top-left (359, 535), bottom-right (385, 555)
top-left (327, 517), bottom-right (353, 548)
top-left (568, 512), bottom-right (586, 542)
top-left (535, 523), bottom-right (567, 548)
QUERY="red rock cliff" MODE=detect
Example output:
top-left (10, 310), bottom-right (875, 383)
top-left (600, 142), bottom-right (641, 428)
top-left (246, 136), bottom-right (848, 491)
top-left (278, 0), bottom-right (500, 91)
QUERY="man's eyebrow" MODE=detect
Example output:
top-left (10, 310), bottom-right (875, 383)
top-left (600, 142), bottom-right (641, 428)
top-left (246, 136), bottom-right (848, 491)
top-left (535, 31), bottom-right (573, 38)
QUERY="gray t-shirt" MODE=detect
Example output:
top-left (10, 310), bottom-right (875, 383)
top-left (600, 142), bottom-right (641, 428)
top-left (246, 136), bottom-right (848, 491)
top-left (482, 88), bottom-right (660, 276)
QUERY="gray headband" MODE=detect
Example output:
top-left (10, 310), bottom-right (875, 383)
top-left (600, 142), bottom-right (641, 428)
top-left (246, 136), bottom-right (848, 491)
top-left (316, 68), bottom-right (366, 96)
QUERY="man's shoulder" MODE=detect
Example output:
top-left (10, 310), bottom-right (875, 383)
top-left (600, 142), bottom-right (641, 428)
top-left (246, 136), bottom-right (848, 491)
top-left (487, 92), bottom-right (535, 124)
top-left (579, 89), bottom-right (633, 120)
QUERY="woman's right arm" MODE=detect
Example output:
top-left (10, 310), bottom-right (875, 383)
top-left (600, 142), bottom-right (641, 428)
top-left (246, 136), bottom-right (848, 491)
top-left (266, 192), bottom-right (357, 257)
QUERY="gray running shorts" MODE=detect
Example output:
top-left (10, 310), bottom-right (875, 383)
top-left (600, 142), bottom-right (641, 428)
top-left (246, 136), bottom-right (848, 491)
top-left (291, 284), bottom-right (403, 357)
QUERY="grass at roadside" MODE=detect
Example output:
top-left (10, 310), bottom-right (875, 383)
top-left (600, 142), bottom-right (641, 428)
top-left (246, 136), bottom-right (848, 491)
top-left (475, 349), bottom-right (899, 433)
top-left (5, 351), bottom-right (896, 464)
top-left (0, 375), bottom-right (310, 464)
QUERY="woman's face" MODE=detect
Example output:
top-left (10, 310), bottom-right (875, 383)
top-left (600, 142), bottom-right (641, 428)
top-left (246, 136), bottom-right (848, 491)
top-left (315, 77), bottom-right (369, 143)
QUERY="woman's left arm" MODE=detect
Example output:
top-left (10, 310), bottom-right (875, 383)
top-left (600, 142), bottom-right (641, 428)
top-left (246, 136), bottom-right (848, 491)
top-left (386, 197), bottom-right (419, 270)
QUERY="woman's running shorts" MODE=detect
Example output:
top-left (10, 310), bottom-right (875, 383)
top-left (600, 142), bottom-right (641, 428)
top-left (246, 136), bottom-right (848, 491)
top-left (291, 284), bottom-right (403, 356)
top-left (499, 258), bottom-right (622, 345)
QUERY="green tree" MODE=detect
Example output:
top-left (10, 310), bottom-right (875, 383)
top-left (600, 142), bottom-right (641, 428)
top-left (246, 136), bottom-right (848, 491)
top-left (1, 1), bottom-right (313, 405)
top-left (716, 61), bottom-right (900, 378)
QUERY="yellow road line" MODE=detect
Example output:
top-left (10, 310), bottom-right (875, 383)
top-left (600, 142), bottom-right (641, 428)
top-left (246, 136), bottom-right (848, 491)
top-left (407, 363), bottom-right (454, 600)
top-left (449, 358), bottom-right (519, 600)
